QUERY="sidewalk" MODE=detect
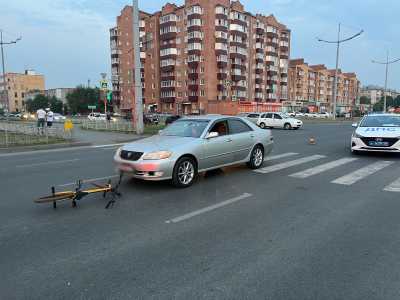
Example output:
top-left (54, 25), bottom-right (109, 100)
top-left (0, 127), bottom-right (147, 154)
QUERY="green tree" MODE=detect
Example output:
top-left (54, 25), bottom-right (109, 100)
top-left (373, 96), bottom-right (394, 111)
top-left (359, 96), bottom-right (371, 105)
top-left (66, 86), bottom-right (100, 114)
top-left (25, 94), bottom-right (49, 112)
top-left (49, 96), bottom-right (63, 114)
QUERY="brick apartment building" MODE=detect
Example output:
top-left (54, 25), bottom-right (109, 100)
top-left (0, 70), bottom-right (45, 112)
top-left (288, 59), bottom-right (360, 113)
top-left (110, 0), bottom-right (291, 116)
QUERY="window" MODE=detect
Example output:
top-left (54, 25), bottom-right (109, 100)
top-left (209, 120), bottom-right (228, 136)
top-left (200, 79), bottom-right (205, 85)
top-left (228, 119), bottom-right (252, 134)
top-left (200, 67), bottom-right (205, 73)
top-left (274, 114), bottom-right (282, 120)
top-left (200, 90), bottom-right (205, 96)
top-left (14, 92), bottom-right (18, 98)
top-left (262, 113), bottom-right (273, 118)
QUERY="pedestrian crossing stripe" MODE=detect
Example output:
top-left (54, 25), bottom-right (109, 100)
top-left (255, 153), bottom-right (399, 191)
top-left (265, 152), bottom-right (298, 161)
top-left (255, 154), bottom-right (326, 174)
top-left (331, 161), bottom-right (394, 186)
top-left (384, 177), bottom-right (400, 192)
top-left (289, 157), bottom-right (358, 179)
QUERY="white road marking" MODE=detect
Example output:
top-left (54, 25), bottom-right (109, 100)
top-left (265, 152), bottom-right (298, 161)
top-left (165, 193), bottom-right (252, 224)
top-left (16, 159), bottom-right (80, 168)
top-left (332, 161), bottom-right (394, 186)
top-left (58, 175), bottom-right (120, 187)
top-left (92, 143), bottom-right (126, 148)
top-left (255, 155), bottom-right (326, 174)
top-left (289, 157), bottom-right (358, 179)
top-left (383, 177), bottom-right (400, 192)
top-left (0, 143), bottom-right (128, 158)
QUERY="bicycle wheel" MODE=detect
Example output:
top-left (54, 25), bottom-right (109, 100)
top-left (34, 191), bottom-right (76, 203)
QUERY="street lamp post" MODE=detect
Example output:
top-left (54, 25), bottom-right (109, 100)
top-left (0, 30), bottom-right (21, 146)
top-left (132, 0), bottom-right (144, 134)
top-left (372, 51), bottom-right (400, 113)
top-left (317, 24), bottom-right (363, 120)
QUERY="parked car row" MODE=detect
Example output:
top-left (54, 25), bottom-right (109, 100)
top-left (238, 112), bottom-right (303, 130)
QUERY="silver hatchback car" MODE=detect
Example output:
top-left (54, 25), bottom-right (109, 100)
top-left (114, 115), bottom-right (273, 187)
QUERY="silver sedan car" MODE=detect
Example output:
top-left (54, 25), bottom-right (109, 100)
top-left (114, 115), bottom-right (274, 187)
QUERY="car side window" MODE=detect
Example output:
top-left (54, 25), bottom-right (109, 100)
top-left (209, 120), bottom-right (229, 136)
top-left (265, 113), bottom-right (273, 119)
top-left (228, 119), bottom-right (253, 134)
top-left (274, 114), bottom-right (282, 120)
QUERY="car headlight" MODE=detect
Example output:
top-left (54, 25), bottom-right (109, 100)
top-left (115, 147), bottom-right (122, 157)
top-left (353, 132), bottom-right (364, 138)
top-left (142, 151), bottom-right (172, 160)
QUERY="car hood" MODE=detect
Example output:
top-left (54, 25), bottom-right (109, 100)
top-left (356, 127), bottom-right (400, 138)
top-left (286, 118), bottom-right (302, 122)
top-left (121, 135), bottom-right (197, 153)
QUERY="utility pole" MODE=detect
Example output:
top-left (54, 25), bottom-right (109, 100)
top-left (317, 24), bottom-right (363, 120)
top-left (132, 0), bottom-right (144, 134)
top-left (372, 51), bottom-right (400, 113)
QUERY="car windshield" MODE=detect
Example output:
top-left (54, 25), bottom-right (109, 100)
top-left (160, 119), bottom-right (209, 138)
top-left (360, 115), bottom-right (400, 127)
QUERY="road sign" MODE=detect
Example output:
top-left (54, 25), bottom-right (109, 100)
top-left (100, 80), bottom-right (108, 91)
top-left (88, 105), bottom-right (97, 110)
top-left (107, 91), bottom-right (112, 102)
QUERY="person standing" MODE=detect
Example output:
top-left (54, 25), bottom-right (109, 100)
top-left (46, 108), bottom-right (54, 127)
top-left (36, 108), bottom-right (46, 133)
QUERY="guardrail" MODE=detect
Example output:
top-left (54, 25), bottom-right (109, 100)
top-left (81, 120), bottom-right (136, 132)
top-left (0, 121), bottom-right (72, 147)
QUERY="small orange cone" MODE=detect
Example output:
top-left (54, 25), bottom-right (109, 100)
top-left (309, 137), bottom-right (316, 145)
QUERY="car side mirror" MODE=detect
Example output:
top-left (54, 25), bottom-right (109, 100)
top-left (352, 123), bottom-right (358, 128)
top-left (206, 132), bottom-right (219, 139)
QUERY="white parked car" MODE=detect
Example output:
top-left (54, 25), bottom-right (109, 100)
top-left (88, 112), bottom-right (106, 121)
top-left (257, 112), bottom-right (303, 130)
top-left (237, 113), bottom-right (261, 124)
top-left (53, 113), bottom-right (66, 122)
top-left (351, 113), bottom-right (400, 154)
top-left (317, 112), bottom-right (331, 118)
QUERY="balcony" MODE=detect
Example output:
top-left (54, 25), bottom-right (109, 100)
top-left (187, 18), bottom-right (202, 30)
top-left (229, 23), bottom-right (247, 36)
top-left (217, 72), bottom-right (228, 80)
top-left (266, 26), bottom-right (278, 37)
top-left (160, 14), bottom-right (177, 25)
top-left (111, 75), bottom-right (119, 83)
top-left (111, 49), bottom-right (121, 56)
top-left (189, 95), bottom-right (199, 102)
top-left (111, 58), bottom-right (120, 65)
top-left (267, 93), bottom-right (277, 99)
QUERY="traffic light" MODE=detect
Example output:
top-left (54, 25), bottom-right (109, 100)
top-left (107, 91), bottom-right (112, 102)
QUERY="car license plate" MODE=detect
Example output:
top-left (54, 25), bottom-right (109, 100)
top-left (119, 164), bottom-right (134, 172)
top-left (369, 141), bottom-right (389, 147)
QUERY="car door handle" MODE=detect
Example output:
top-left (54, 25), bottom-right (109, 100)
top-left (250, 134), bottom-right (255, 138)
top-left (225, 138), bottom-right (233, 142)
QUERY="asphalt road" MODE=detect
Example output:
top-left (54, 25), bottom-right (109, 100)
top-left (2, 122), bottom-right (400, 300)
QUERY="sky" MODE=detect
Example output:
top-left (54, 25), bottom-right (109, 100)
top-left (1, 0), bottom-right (400, 90)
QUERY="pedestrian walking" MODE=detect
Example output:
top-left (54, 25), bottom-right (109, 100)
top-left (36, 108), bottom-right (46, 134)
top-left (46, 108), bottom-right (54, 127)
top-left (106, 111), bottom-right (112, 122)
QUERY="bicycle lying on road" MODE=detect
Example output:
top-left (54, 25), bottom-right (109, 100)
top-left (34, 174), bottom-right (123, 209)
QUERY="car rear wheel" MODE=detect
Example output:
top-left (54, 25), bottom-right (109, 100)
top-left (259, 122), bottom-right (266, 129)
top-left (172, 157), bottom-right (197, 188)
top-left (247, 145), bottom-right (264, 169)
top-left (284, 123), bottom-right (292, 130)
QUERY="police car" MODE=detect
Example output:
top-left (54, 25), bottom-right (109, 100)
top-left (351, 113), bottom-right (400, 154)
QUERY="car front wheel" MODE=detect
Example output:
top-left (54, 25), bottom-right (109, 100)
top-left (259, 122), bottom-right (266, 129)
top-left (172, 157), bottom-right (197, 188)
top-left (284, 123), bottom-right (292, 130)
top-left (247, 145), bottom-right (264, 169)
